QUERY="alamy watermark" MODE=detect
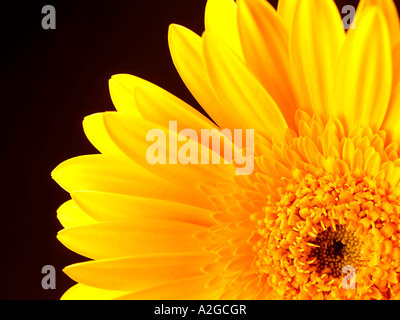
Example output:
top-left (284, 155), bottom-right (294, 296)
top-left (342, 265), bottom-right (356, 289)
top-left (146, 121), bottom-right (255, 175)
top-left (41, 5), bottom-right (56, 30)
top-left (342, 5), bottom-right (356, 30)
top-left (41, 265), bottom-right (56, 290)
top-left (40, 4), bottom-right (356, 31)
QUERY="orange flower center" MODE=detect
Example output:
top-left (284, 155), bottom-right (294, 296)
top-left (254, 167), bottom-right (400, 299)
top-left (248, 117), bottom-right (400, 299)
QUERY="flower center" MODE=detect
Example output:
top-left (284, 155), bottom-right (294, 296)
top-left (238, 117), bottom-right (400, 298)
top-left (254, 166), bottom-right (384, 298)
top-left (309, 225), bottom-right (362, 278)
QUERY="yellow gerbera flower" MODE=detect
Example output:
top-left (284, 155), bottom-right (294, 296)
top-left (52, 0), bottom-right (400, 300)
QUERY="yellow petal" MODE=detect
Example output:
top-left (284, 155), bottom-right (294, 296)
top-left (290, 0), bottom-right (345, 122)
top-left (134, 85), bottom-right (216, 132)
top-left (61, 284), bottom-right (129, 300)
top-left (57, 219), bottom-right (207, 259)
top-left (135, 84), bottom-right (238, 160)
top-left (116, 276), bottom-right (217, 300)
top-left (203, 32), bottom-right (288, 141)
top-left (364, 150), bottom-right (381, 176)
top-left (237, 0), bottom-right (298, 128)
top-left (382, 42), bottom-right (400, 140)
top-left (356, 0), bottom-right (400, 47)
top-left (71, 191), bottom-right (214, 226)
top-left (64, 253), bottom-right (212, 291)
top-left (335, 7), bottom-right (392, 132)
top-left (57, 199), bottom-right (97, 229)
top-left (103, 112), bottom-right (235, 186)
top-left (108, 74), bottom-right (142, 117)
top-left (83, 113), bottom-right (124, 155)
top-left (277, 0), bottom-right (299, 33)
top-left (392, 42), bottom-right (400, 88)
top-left (168, 24), bottom-right (229, 129)
top-left (204, 0), bottom-right (244, 59)
top-left (383, 84), bottom-right (400, 141)
top-left (111, 73), bottom-right (211, 124)
top-left (51, 154), bottom-right (162, 194)
top-left (342, 138), bottom-right (356, 167)
top-left (51, 154), bottom-right (212, 209)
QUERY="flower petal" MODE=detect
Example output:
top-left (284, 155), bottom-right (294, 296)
top-left (204, 0), bottom-right (244, 59)
top-left (334, 7), bottom-right (392, 132)
top-left (392, 42), bottom-right (400, 89)
top-left (64, 253), bottom-right (212, 291)
top-left (57, 199), bottom-right (97, 229)
top-left (51, 154), bottom-right (163, 194)
top-left (61, 284), bottom-right (130, 300)
top-left (237, 0), bottom-right (298, 128)
top-left (383, 84), bottom-right (400, 141)
top-left (71, 191), bottom-right (214, 226)
top-left (108, 74), bottom-right (143, 117)
top-left (277, 0), bottom-right (299, 33)
top-left (51, 154), bottom-right (212, 209)
top-left (103, 112), bottom-right (236, 186)
top-left (356, 0), bottom-right (400, 47)
top-left (57, 219), bottom-right (207, 259)
top-left (83, 113), bottom-right (124, 155)
top-left (290, 0), bottom-right (345, 122)
top-left (116, 276), bottom-right (216, 300)
top-left (169, 24), bottom-right (235, 130)
top-left (203, 32), bottom-right (288, 141)
top-left (381, 42), bottom-right (400, 139)
top-left (134, 85), bottom-right (216, 132)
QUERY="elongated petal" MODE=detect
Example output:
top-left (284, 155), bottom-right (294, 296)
top-left (168, 24), bottom-right (229, 129)
top-left (109, 74), bottom-right (142, 117)
top-left (392, 42), bottom-right (400, 89)
top-left (57, 219), bottom-right (207, 259)
top-left (61, 284), bottom-right (130, 300)
top-left (57, 199), bottom-right (97, 229)
top-left (83, 113), bottom-right (124, 155)
top-left (277, 0), bottom-right (299, 33)
top-left (383, 84), bottom-right (400, 141)
top-left (51, 154), bottom-right (212, 209)
top-left (204, 0), bottom-right (244, 59)
top-left (52, 154), bottom-right (166, 194)
top-left (134, 85), bottom-right (216, 132)
top-left (290, 0), bottom-right (345, 121)
top-left (335, 8), bottom-right (392, 132)
top-left (203, 32), bottom-right (288, 141)
top-left (103, 112), bottom-right (235, 186)
top-left (116, 276), bottom-right (217, 300)
top-left (71, 191), bottom-right (214, 226)
top-left (381, 42), bottom-right (400, 139)
top-left (356, 0), bottom-right (400, 47)
top-left (64, 253), bottom-right (212, 291)
top-left (237, 0), bottom-right (298, 128)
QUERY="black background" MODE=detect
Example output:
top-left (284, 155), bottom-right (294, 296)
top-left (0, 0), bottom-right (395, 300)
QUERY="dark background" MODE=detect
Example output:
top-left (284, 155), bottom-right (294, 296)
top-left (0, 0), bottom-right (395, 300)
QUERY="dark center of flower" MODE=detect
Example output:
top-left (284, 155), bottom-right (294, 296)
top-left (309, 225), bottom-right (361, 278)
